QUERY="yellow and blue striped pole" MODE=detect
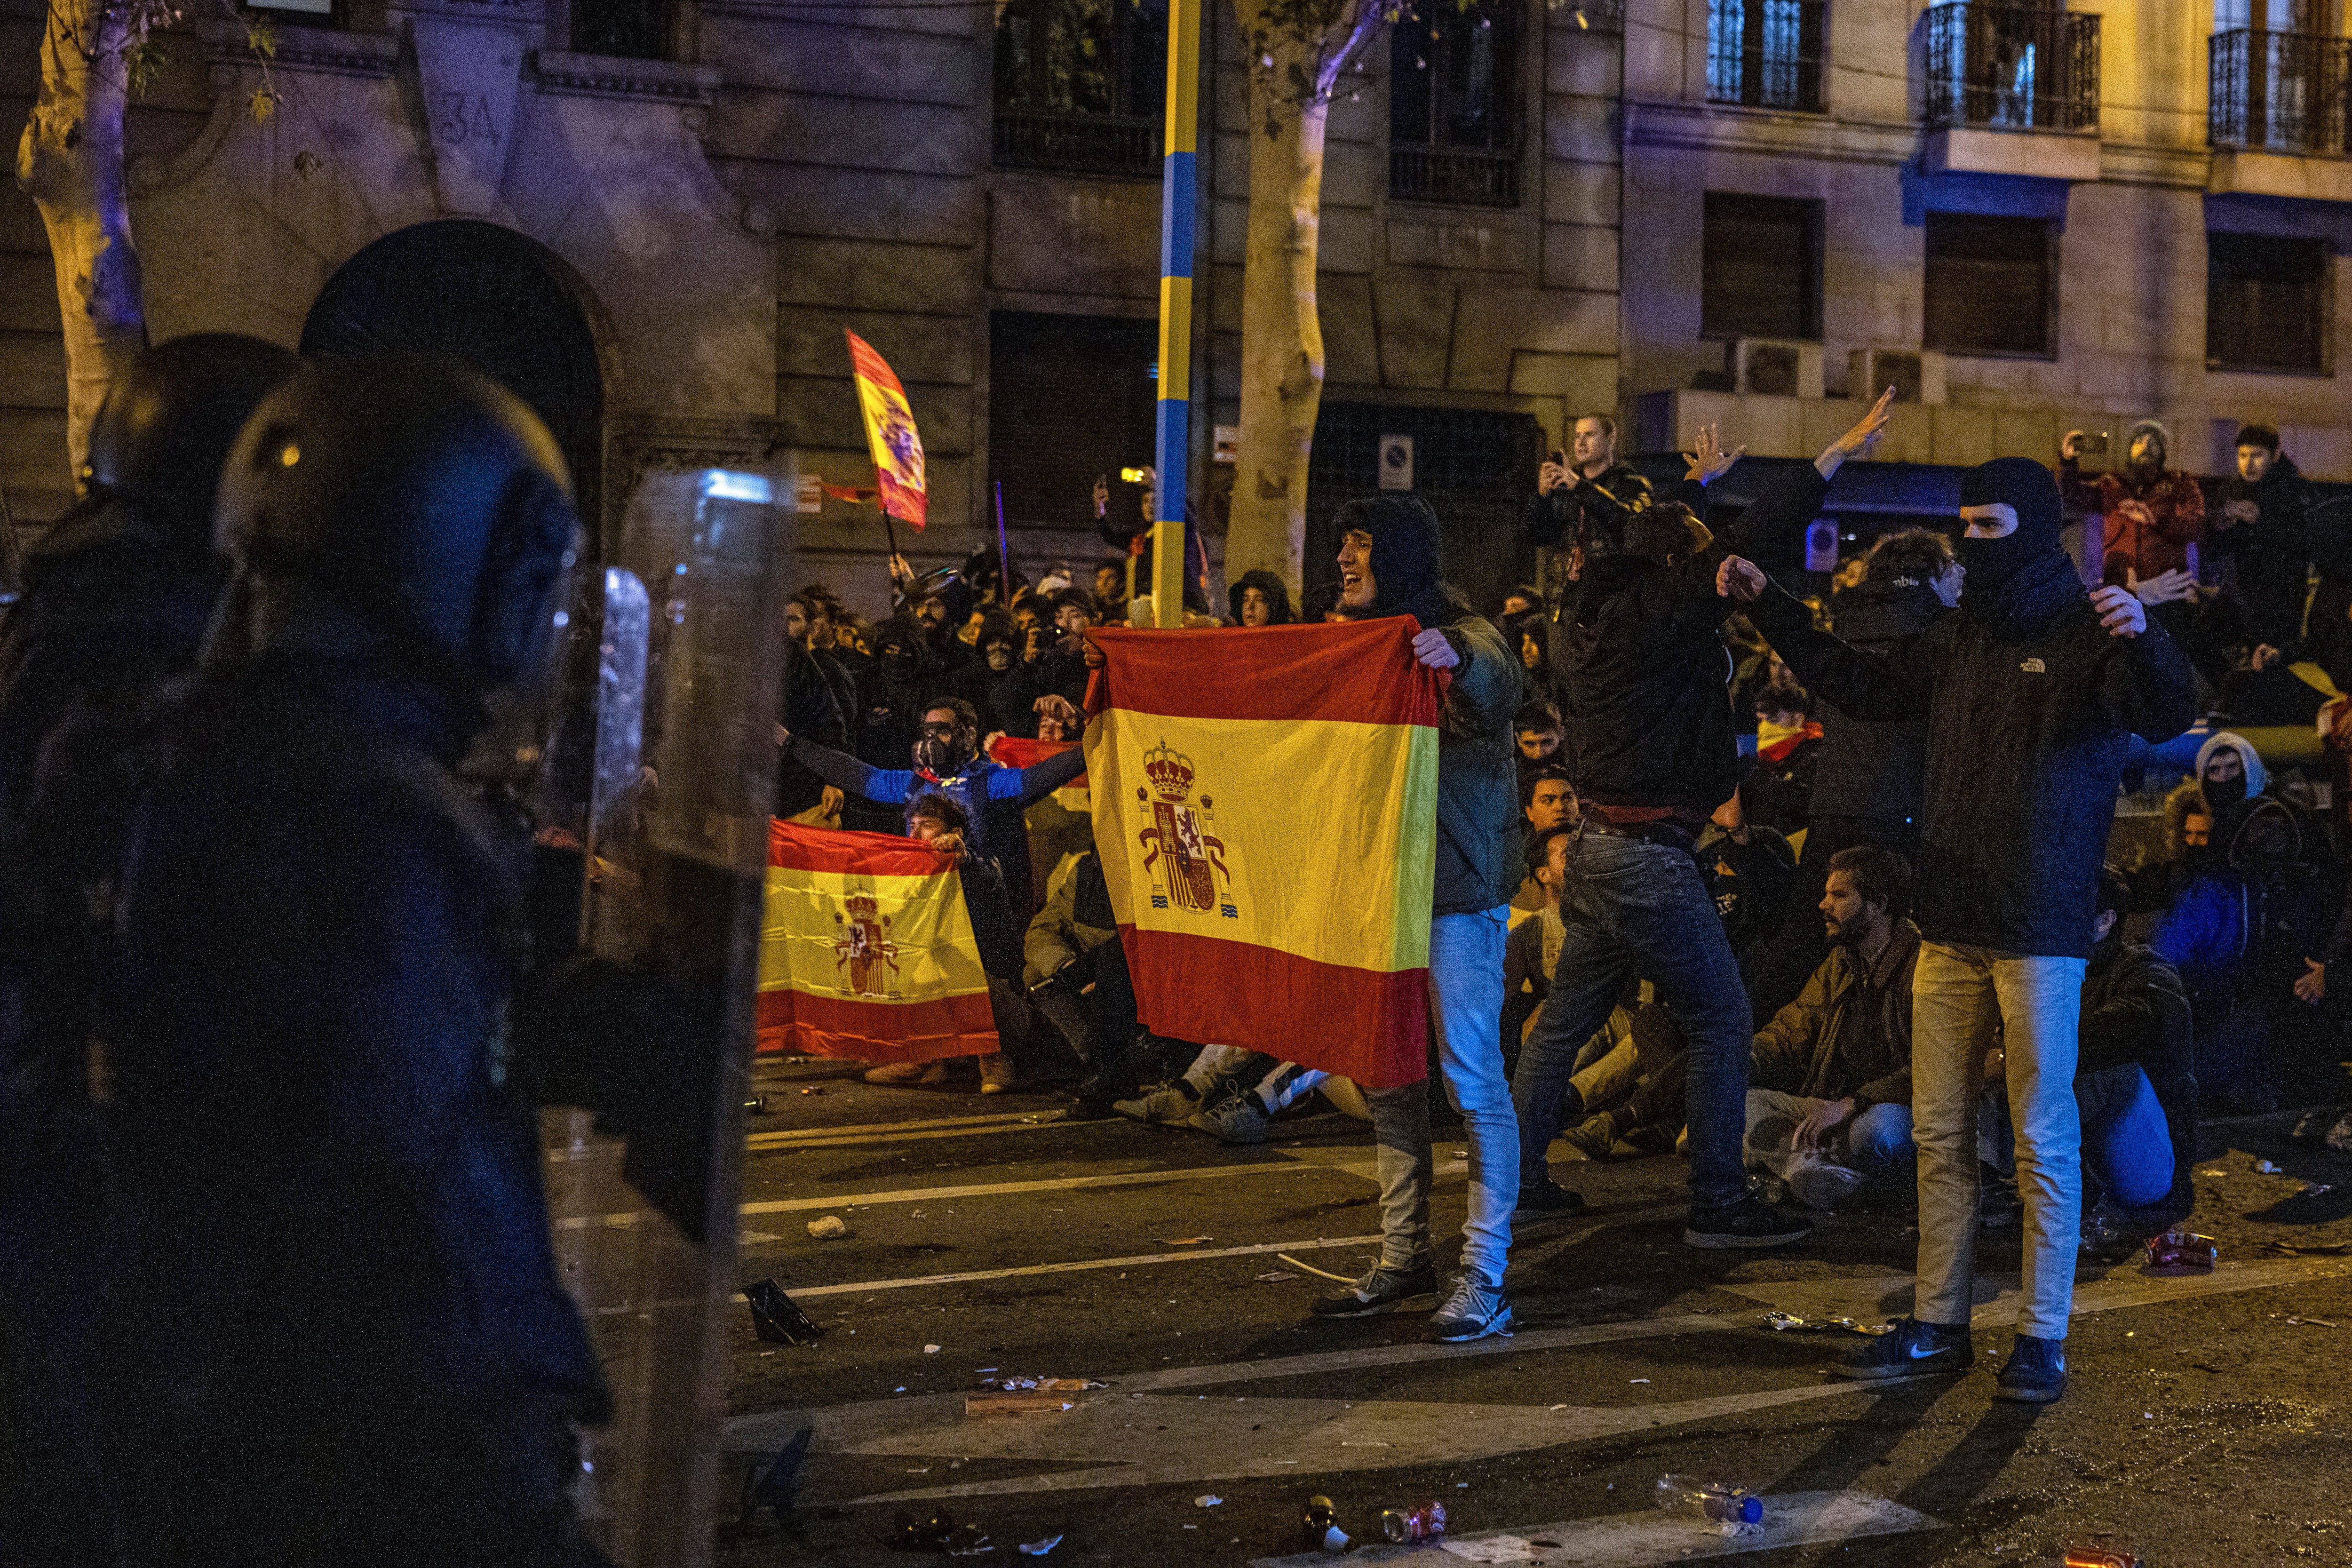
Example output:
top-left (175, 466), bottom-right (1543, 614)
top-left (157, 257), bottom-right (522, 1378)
top-left (1150, 0), bottom-right (1200, 629)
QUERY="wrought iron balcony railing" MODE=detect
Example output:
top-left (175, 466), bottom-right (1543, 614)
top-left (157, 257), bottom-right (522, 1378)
top-left (992, 110), bottom-right (1164, 180)
top-left (2211, 29), bottom-right (2352, 155)
top-left (1389, 144), bottom-right (1522, 207)
top-left (1923, 2), bottom-right (2100, 132)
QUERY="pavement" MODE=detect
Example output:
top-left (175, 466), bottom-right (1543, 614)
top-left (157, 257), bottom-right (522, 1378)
top-left (717, 1056), bottom-right (2352, 1568)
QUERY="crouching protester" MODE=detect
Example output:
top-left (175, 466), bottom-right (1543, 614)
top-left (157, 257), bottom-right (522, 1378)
top-left (1724, 455), bottom-right (2196, 1406)
top-left (1742, 847), bottom-right (1922, 1211)
top-left (1308, 493), bottom-right (1527, 1343)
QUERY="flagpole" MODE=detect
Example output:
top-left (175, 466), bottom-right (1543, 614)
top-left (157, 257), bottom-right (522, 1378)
top-left (993, 480), bottom-right (1014, 605)
top-left (1150, 0), bottom-right (1200, 631)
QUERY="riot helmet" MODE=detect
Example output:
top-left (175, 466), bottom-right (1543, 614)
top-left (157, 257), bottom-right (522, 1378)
top-left (213, 355), bottom-right (579, 691)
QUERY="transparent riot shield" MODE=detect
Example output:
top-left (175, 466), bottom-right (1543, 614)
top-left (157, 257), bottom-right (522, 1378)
top-left (540, 467), bottom-right (794, 1567)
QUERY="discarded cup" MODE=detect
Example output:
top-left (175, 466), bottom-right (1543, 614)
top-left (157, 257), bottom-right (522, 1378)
top-left (1378, 1501), bottom-right (1447, 1543)
top-left (807, 1216), bottom-right (850, 1240)
top-left (744, 1096), bottom-right (769, 1115)
top-left (2145, 1229), bottom-right (2218, 1275)
top-left (2062, 1549), bottom-right (2140, 1568)
top-left (744, 1278), bottom-right (824, 1345)
top-left (1653, 1474), bottom-right (1764, 1527)
top-left (1300, 1496), bottom-right (1338, 1547)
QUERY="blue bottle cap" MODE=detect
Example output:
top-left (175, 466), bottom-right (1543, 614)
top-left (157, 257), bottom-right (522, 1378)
top-left (1737, 1494), bottom-right (1764, 1525)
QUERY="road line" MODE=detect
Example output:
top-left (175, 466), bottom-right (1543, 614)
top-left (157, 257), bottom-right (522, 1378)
top-left (762, 1234), bottom-right (1389, 1299)
top-left (747, 1109), bottom-right (1073, 1144)
top-left (1717, 1255), bottom-right (2352, 1328)
top-left (1252, 1489), bottom-right (1938, 1567)
top-left (739, 1158), bottom-right (1347, 1217)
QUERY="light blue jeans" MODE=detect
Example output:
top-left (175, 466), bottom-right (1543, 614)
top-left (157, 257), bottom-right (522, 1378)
top-left (1744, 1088), bottom-right (1916, 1192)
top-left (1367, 907), bottom-right (1520, 1291)
top-left (1913, 941), bottom-right (2087, 1341)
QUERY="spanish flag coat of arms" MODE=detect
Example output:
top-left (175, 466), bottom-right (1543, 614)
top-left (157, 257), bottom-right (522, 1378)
top-left (846, 331), bottom-right (927, 528)
top-left (1083, 621), bottom-right (1442, 1088)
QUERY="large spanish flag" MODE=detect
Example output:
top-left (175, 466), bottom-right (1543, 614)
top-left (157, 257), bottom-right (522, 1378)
top-left (846, 331), bottom-right (927, 528)
top-left (757, 820), bottom-right (997, 1060)
top-left (1083, 620), bottom-right (1441, 1089)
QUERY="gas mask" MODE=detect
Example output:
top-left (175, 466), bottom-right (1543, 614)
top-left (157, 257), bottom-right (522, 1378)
top-left (913, 718), bottom-right (975, 778)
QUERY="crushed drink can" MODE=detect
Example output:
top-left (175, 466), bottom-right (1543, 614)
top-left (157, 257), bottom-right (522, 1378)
top-left (2144, 1229), bottom-right (2217, 1275)
top-left (1379, 1501), bottom-right (1447, 1544)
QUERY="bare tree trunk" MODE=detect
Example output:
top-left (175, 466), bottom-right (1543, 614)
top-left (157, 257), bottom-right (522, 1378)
top-left (17, 0), bottom-right (146, 493)
top-left (1225, 0), bottom-right (1383, 602)
top-left (1226, 43), bottom-right (1328, 597)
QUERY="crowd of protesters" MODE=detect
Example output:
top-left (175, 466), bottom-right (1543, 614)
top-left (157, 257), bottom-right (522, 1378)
top-left (803, 404), bottom-right (2352, 1397)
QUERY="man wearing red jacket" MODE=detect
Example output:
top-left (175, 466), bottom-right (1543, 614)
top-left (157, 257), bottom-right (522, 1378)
top-left (2062, 421), bottom-right (2205, 587)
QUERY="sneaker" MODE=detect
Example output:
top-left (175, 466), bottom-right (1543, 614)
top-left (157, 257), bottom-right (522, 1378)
top-left (1513, 1177), bottom-right (1585, 1221)
top-left (1309, 1260), bottom-right (1441, 1319)
top-left (1830, 1316), bottom-right (1972, 1381)
top-left (864, 1060), bottom-right (947, 1086)
top-left (1785, 1156), bottom-right (1865, 1213)
top-left (1993, 1333), bottom-right (2068, 1403)
top-left (1429, 1276), bottom-right (1514, 1343)
top-left (978, 1053), bottom-right (1017, 1095)
top-left (1188, 1090), bottom-right (1270, 1145)
top-left (1112, 1083), bottom-right (1198, 1123)
top-left (1684, 1194), bottom-right (1813, 1249)
top-left (1559, 1112), bottom-right (1620, 1162)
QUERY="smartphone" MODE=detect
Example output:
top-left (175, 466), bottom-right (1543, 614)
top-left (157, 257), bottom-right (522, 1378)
top-left (1548, 450), bottom-right (1566, 467)
top-left (1119, 466), bottom-right (1151, 485)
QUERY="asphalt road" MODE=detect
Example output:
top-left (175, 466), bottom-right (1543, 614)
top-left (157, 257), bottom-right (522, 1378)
top-left (719, 1058), bottom-right (2352, 1568)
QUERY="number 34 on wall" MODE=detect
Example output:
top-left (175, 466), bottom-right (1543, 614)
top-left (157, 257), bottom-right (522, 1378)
top-left (432, 91), bottom-right (501, 147)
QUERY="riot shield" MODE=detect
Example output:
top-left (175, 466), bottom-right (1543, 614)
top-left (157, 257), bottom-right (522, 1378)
top-left (540, 467), bottom-right (795, 1567)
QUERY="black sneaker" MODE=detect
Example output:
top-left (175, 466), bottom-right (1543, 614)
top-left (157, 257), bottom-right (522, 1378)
top-left (1830, 1316), bottom-right (1972, 1380)
top-left (1513, 1177), bottom-right (1585, 1221)
top-left (1308, 1260), bottom-right (1441, 1319)
top-left (1559, 1112), bottom-right (1620, 1162)
top-left (1993, 1333), bottom-right (2068, 1403)
top-left (1684, 1194), bottom-right (1813, 1249)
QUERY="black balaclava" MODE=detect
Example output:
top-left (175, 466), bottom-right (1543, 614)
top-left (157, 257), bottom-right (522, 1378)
top-left (2202, 771), bottom-right (2248, 816)
top-left (1333, 493), bottom-right (1451, 628)
top-left (1955, 456), bottom-right (2066, 595)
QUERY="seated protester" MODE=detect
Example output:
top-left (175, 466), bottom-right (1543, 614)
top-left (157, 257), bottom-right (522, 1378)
top-left (1229, 570), bottom-right (1296, 628)
top-left (2071, 869), bottom-right (2198, 1241)
top-left (866, 793), bottom-right (1022, 1092)
top-left (1740, 677), bottom-right (1823, 840)
top-left (1113, 1044), bottom-right (1335, 1144)
top-left (1503, 823), bottom-right (1576, 1067)
top-left (2151, 792), bottom-right (2335, 1113)
top-left (2192, 730), bottom-right (2266, 818)
top-left (1510, 768), bottom-right (1578, 916)
top-left (1023, 849), bottom-right (1120, 1059)
top-left (1510, 614), bottom-right (1557, 710)
top-left (1742, 847), bottom-right (1922, 1212)
top-left (995, 588), bottom-right (1097, 740)
top-left (1553, 1001), bottom-right (1692, 1162)
top-left (1695, 791), bottom-right (1799, 1020)
top-left (781, 695), bottom-right (1086, 927)
top-left (1514, 700), bottom-right (1563, 779)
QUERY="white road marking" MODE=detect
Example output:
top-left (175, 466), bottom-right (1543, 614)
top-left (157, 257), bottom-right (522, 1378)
top-left (762, 1234), bottom-right (1389, 1299)
top-left (747, 1110), bottom-right (1074, 1144)
top-left (1252, 1489), bottom-right (1938, 1567)
top-left (738, 1158), bottom-right (1356, 1217)
top-left (1717, 1255), bottom-right (2352, 1328)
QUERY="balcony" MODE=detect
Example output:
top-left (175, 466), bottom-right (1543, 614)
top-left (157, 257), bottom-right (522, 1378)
top-left (1389, 145), bottom-right (1521, 208)
top-left (1921, 2), bottom-right (2101, 181)
top-left (2209, 30), bottom-right (2352, 203)
top-left (992, 111), bottom-right (1163, 181)
top-left (1706, 0), bottom-right (1827, 114)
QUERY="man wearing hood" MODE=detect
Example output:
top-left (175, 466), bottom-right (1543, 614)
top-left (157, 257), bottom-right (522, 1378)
top-left (2063, 421), bottom-right (2206, 587)
top-left (2193, 730), bottom-right (2265, 819)
top-left (2206, 425), bottom-right (2314, 664)
top-left (1724, 454), bottom-right (2196, 1405)
top-left (1510, 393), bottom-right (1895, 1250)
top-left (1229, 569), bottom-right (1295, 627)
top-left (1303, 493), bottom-right (1526, 1342)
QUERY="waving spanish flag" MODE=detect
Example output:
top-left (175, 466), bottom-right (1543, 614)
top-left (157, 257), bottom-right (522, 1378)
top-left (846, 331), bottom-right (927, 528)
top-left (1083, 621), bottom-right (1441, 1089)
top-left (758, 821), bottom-right (997, 1060)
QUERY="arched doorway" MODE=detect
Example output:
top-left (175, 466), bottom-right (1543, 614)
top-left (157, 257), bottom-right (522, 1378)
top-left (300, 221), bottom-right (608, 535)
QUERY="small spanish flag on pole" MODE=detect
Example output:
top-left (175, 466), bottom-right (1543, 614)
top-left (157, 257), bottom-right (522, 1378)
top-left (757, 821), bottom-right (997, 1061)
top-left (846, 331), bottom-right (927, 530)
top-left (1083, 621), bottom-right (1443, 1088)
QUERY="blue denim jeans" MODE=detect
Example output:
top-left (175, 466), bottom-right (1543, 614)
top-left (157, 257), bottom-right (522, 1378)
top-left (1511, 830), bottom-right (1754, 1210)
top-left (1366, 907), bottom-right (1519, 1290)
top-left (1744, 1088), bottom-right (1916, 1189)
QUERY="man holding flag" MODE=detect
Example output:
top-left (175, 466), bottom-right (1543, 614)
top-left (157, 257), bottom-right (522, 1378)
top-left (1307, 494), bottom-right (1528, 1342)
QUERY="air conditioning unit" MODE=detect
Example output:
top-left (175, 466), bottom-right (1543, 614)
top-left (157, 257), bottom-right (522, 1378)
top-left (1848, 347), bottom-right (1947, 406)
top-left (1728, 339), bottom-right (1825, 399)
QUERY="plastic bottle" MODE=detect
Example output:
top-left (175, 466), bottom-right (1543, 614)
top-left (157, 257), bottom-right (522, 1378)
top-left (1377, 1501), bottom-right (1447, 1543)
top-left (1653, 1474), bottom-right (1764, 1526)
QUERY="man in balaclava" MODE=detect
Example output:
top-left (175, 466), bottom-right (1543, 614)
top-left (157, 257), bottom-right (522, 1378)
top-left (0, 333), bottom-right (297, 1568)
top-left (1511, 396), bottom-right (1896, 1253)
top-left (2062, 420), bottom-right (2206, 587)
top-left (1301, 493), bottom-right (1526, 1342)
top-left (1726, 454), bottom-right (2196, 1406)
top-left (95, 357), bottom-right (612, 1564)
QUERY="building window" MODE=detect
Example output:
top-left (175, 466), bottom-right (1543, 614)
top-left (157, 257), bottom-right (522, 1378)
top-left (1700, 193), bottom-right (1822, 341)
top-left (1706, 0), bottom-right (1827, 112)
top-left (1923, 3), bottom-right (2101, 131)
top-left (993, 0), bottom-right (1168, 179)
top-left (1389, 0), bottom-right (1523, 207)
top-left (572, 0), bottom-right (671, 57)
top-left (2208, 231), bottom-right (2331, 374)
top-left (988, 313), bottom-right (1160, 531)
top-left (2209, 0), bottom-right (2352, 157)
top-left (1924, 212), bottom-right (2055, 357)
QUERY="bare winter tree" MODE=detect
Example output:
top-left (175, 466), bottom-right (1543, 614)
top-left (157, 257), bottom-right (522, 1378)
top-left (1224, 0), bottom-right (1398, 597)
